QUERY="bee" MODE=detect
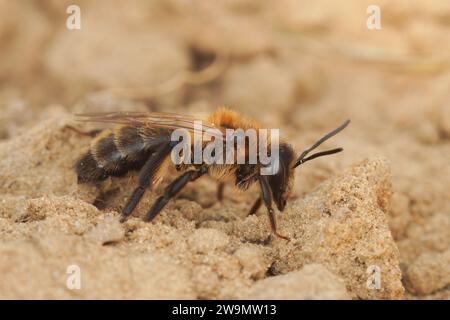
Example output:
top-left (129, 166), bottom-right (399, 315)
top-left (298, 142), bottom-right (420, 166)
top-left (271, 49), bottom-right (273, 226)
top-left (74, 108), bottom-right (350, 239)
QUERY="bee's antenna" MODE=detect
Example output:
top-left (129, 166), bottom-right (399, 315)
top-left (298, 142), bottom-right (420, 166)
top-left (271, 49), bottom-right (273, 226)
top-left (293, 119), bottom-right (350, 168)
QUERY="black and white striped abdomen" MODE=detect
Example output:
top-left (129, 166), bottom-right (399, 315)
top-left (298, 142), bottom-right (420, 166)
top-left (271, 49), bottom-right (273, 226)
top-left (75, 125), bottom-right (169, 183)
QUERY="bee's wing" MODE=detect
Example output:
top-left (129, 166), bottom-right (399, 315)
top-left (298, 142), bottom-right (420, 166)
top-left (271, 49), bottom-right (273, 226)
top-left (76, 111), bottom-right (224, 139)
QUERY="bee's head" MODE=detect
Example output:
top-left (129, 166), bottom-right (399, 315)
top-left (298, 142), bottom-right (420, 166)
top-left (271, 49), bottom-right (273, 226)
top-left (269, 119), bottom-right (350, 212)
top-left (268, 143), bottom-right (296, 211)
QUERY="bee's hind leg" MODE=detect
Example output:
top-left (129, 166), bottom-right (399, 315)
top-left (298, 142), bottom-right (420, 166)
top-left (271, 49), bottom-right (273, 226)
top-left (257, 176), bottom-right (289, 240)
top-left (144, 166), bottom-right (207, 222)
top-left (120, 143), bottom-right (174, 221)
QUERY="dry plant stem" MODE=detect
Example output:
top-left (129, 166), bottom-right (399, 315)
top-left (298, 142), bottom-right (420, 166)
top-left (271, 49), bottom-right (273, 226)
top-left (99, 52), bottom-right (229, 100)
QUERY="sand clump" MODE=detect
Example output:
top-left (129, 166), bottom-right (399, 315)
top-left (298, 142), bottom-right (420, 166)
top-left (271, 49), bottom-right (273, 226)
top-left (242, 264), bottom-right (350, 300)
top-left (268, 158), bottom-right (404, 299)
top-left (0, 236), bottom-right (195, 299)
top-left (404, 250), bottom-right (450, 295)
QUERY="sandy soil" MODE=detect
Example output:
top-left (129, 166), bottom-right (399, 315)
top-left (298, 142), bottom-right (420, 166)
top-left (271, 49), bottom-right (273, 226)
top-left (0, 0), bottom-right (449, 299)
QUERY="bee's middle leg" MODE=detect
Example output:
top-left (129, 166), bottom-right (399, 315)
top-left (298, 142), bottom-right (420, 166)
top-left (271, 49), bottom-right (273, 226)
top-left (144, 166), bottom-right (207, 222)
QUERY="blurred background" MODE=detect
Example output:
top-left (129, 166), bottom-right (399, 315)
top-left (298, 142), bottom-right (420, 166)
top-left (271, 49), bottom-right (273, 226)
top-left (0, 0), bottom-right (449, 298)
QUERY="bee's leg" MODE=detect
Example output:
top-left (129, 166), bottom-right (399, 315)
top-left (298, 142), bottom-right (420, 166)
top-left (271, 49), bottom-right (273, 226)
top-left (120, 143), bottom-right (173, 221)
top-left (65, 125), bottom-right (102, 137)
top-left (257, 176), bottom-right (289, 240)
top-left (217, 182), bottom-right (225, 201)
top-left (144, 166), bottom-right (207, 222)
top-left (248, 197), bottom-right (261, 215)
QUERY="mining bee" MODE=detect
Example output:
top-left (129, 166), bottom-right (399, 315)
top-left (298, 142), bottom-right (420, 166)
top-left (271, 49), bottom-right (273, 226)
top-left (74, 108), bottom-right (350, 239)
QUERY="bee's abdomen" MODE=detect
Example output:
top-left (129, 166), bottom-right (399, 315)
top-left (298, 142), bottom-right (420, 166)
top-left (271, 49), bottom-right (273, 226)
top-left (75, 126), bottom-right (165, 183)
top-left (116, 126), bottom-right (144, 156)
top-left (75, 152), bottom-right (109, 183)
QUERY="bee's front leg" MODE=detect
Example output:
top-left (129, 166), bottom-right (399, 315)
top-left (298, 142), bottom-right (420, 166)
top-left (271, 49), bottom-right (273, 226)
top-left (257, 176), bottom-right (289, 240)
